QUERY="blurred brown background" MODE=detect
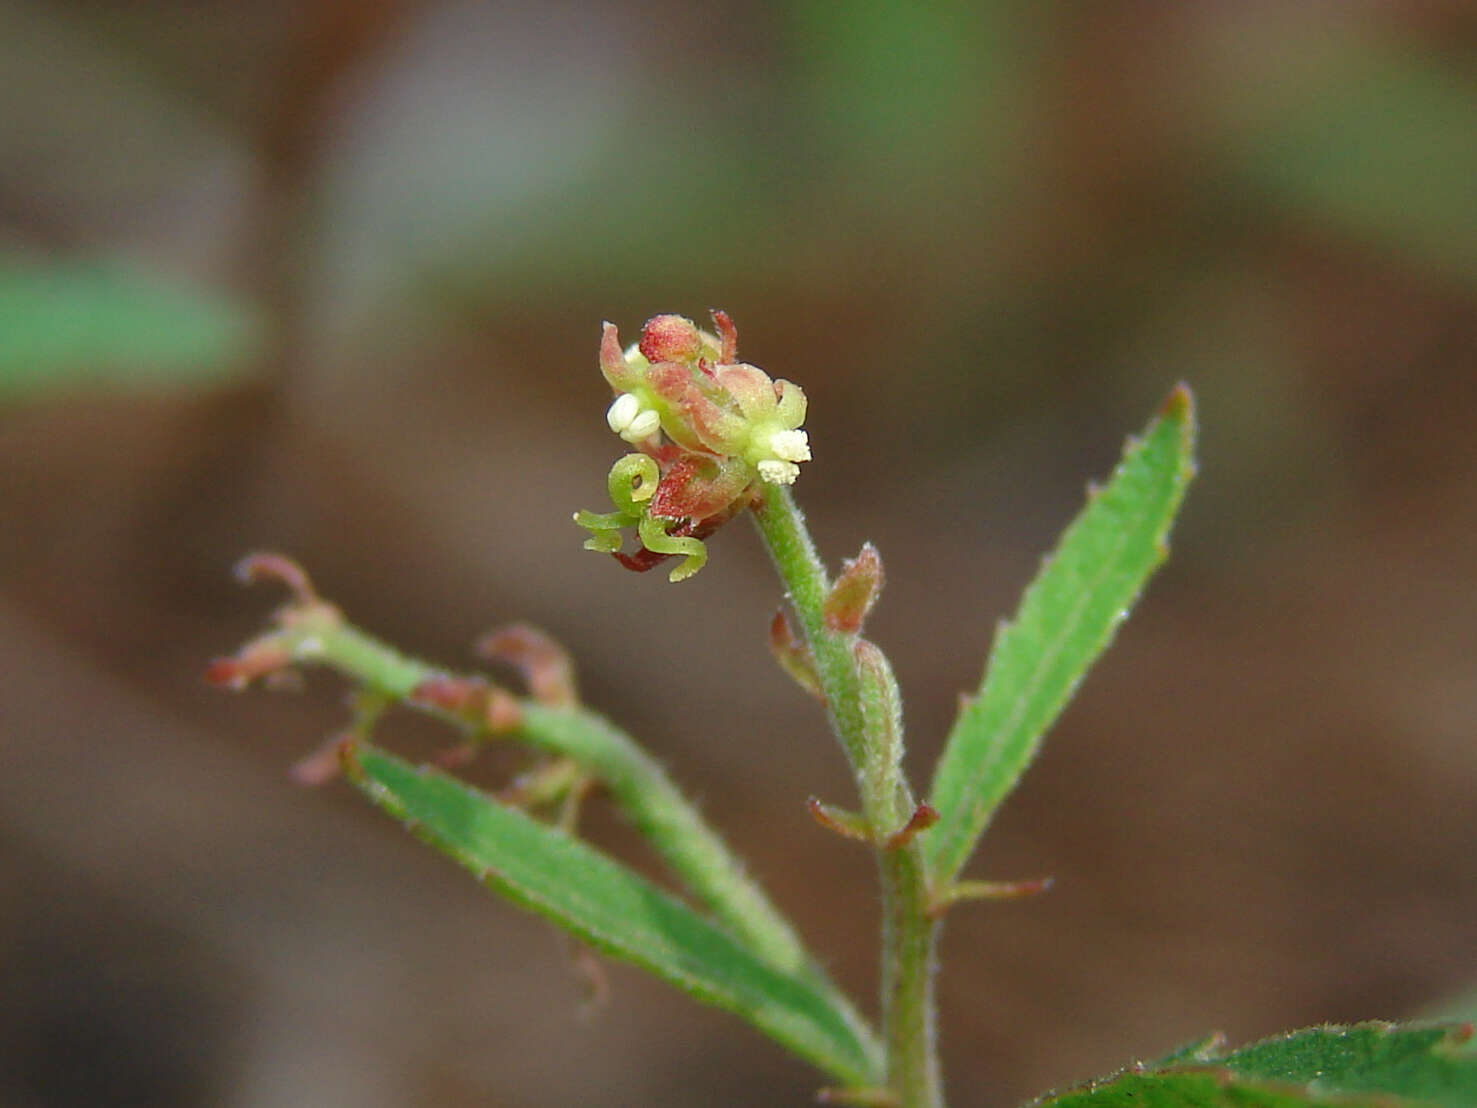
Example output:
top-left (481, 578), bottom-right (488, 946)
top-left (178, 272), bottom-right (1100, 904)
top-left (3, 1), bottom-right (1476, 1105)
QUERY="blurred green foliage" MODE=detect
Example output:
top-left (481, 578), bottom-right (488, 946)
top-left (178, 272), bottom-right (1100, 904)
top-left (1216, 35), bottom-right (1477, 282)
top-left (0, 256), bottom-right (257, 400)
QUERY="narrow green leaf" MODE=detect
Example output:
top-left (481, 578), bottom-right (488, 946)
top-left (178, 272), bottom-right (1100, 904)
top-left (348, 744), bottom-right (883, 1087)
top-left (925, 386), bottom-right (1197, 883)
top-left (1035, 1023), bottom-right (1477, 1108)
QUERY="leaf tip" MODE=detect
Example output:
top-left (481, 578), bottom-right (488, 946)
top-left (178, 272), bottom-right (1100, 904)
top-left (1160, 381), bottom-right (1194, 423)
top-left (1161, 382), bottom-right (1199, 472)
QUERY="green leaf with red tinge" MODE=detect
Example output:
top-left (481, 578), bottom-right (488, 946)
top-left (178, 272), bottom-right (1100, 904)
top-left (1035, 1023), bottom-right (1477, 1108)
top-left (925, 386), bottom-right (1197, 884)
top-left (347, 743), bottom-right (883, 1088)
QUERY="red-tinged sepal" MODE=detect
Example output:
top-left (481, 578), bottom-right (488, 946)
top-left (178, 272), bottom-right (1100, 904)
top-left (648, 452), bottom-right (751, 521)
top-left (810, 796), bottom-right (938, 851)
top-left (613, 543), bottom-right (677, 574)
top-left (807, 796), bottom-right (873, 843)
top-left (204, 639), bottom-right (294, 690)
top-left (234, 551), bottom-right (319, 605)
top-left (599, 321), bottom-right (643, 393)
top-left (287, 687), bottom-right (390, 785)
top-left (638, 313), bottom-right (704, 364)
top-left (823, 542), bottom-right (884, 634)
top-left (768, 608), bottom-right (822, 698)
top-left (927, 876), bottom-right (1055, 918)
top-left (712, 362), bottom-right (778, 421)
top-left (288, 732), bottom-right (351, 785)
top-left (646, 361), bottom-right (745, 454)
top-left (208, 555), bottom-right (338, 688)
top-left (881, 803), bottom-right (939, 851)
top-left (710, 309), bottom-right (739, 363)
top-left (410, 674), bottom-right (524, 734)
top-left (475, 623), bottom-right (578, 707)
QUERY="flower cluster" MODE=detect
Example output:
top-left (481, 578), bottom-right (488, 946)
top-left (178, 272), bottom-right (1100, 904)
top-left (574, 311), bottom-right (811, 581)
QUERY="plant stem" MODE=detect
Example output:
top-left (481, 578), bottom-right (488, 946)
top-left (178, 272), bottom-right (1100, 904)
top-left (752, 486), bottom-right (944, 1108)
top-left (256, 602), bottom-right (882, 1075)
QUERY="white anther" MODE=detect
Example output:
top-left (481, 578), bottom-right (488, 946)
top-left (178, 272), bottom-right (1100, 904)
top-left (767, 429), bottom-right (811, 463)
top-left (624, 408), bottom-right (661, 442)
top-left (607, 394), bottom-right (661, 443)
top-left (757, 459), bottom-right (801, 485)
top-left (607, 393), bottom-right (640, 434)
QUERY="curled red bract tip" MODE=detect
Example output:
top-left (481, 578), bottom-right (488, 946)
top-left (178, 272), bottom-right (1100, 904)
top-left (234, 552), bottom-right (317, 603)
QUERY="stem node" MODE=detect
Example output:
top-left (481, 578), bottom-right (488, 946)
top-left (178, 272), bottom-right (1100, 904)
top-left (882, 804), bottom-right (939, 851)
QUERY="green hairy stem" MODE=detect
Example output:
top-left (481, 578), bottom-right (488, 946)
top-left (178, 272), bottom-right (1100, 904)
top-left (753, 486), bottom-right (944, 1108)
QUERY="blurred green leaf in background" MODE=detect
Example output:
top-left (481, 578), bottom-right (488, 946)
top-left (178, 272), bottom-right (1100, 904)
top-left (0, 255), bottom-right (258, 400)
top-left (1210, 29), bottom-right (1477, 284)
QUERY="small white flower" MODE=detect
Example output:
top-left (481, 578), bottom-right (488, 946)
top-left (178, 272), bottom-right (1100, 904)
top-left (606, 393), bottom-right (661, 443)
